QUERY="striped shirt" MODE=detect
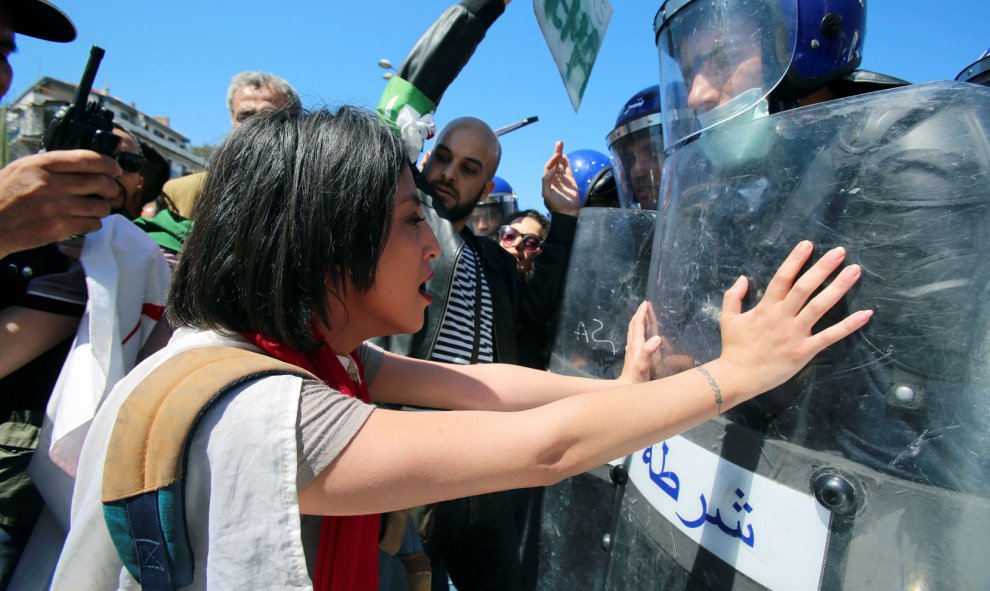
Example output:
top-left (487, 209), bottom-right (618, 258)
top-left (430, 243), bottom-right (495, 364)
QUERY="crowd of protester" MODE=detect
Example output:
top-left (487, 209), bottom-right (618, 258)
top-left (15, 0), bottom-right (988, 588)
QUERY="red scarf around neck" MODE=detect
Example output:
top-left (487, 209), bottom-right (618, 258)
top-left (244, 331), bottom-right (380, 591)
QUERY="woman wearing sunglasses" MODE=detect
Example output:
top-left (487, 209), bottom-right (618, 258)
top-left (498, 209), bottom-right (549, 279)
top-left (53, 107), bottom-right (871, 590)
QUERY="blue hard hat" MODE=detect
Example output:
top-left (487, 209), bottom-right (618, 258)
top-left (612, 86), bottom-right (661, 131)
top-left (782, 0), bottom-right (866, 99)
top-left (567, 150), bottom-right (613, 206)
top-left (487, 176), bottom-right (514, 201)
top-left (654, 0), bottom-right (866, 147)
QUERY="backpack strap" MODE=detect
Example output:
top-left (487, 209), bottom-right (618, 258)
top-left (101, 346), bottom-right (317, 590)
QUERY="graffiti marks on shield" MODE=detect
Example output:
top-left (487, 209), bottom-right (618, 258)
top-left (574, 318), bottom-right (617, 355)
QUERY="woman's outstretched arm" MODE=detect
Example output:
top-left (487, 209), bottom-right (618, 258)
top-left (367, 298), bottom-right (661, 411)
top-left (301, 242), bottom-right (871, 516)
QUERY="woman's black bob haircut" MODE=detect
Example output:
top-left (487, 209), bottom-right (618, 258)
top-left (168, 106), bottom-right (407, 351)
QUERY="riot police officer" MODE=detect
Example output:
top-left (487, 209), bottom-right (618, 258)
top-left (644, 0), bottom-right (990, 588)
top-left (465, 175), bottom-right (518, 239)
top-left (656, 0), bottom-right (907, 153)
top-left (606, 86), bottom-right (666, 209)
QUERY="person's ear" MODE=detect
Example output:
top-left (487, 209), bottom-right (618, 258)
top-left (480, 179), bottom-right (495, 201)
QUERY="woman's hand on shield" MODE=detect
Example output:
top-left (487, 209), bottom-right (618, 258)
top-left (717, 241), bottom-right (872, 399)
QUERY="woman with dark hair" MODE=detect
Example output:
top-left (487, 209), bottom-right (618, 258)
top-left (53, 106), bottom-right (870, 590)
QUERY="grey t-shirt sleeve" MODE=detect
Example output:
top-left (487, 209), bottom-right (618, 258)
top-left (357, 341), bottom-right (385, 386)
top-left (296, 379), bottom-right (375, 491)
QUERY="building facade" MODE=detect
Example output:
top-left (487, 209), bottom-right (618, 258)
top-left (5, 77), bottom-right (207, 178)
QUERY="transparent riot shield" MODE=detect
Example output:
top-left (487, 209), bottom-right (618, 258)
top-left (547, 208), bottom-right (657, 379)
top-left (538, 82), bottom-right (990, 591)
top-left (625, 81), bottom-right (990, 590)
top-left (539, 208), bottom-right (656, 589)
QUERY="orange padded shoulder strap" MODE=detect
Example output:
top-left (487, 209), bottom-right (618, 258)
top-left (102, 346), bottom-right (317, 503)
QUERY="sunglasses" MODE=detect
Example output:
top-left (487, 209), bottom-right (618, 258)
top-left (116, 152), bottom-right (146, 174)
top-left (498, 225), bottom-right (542, 252)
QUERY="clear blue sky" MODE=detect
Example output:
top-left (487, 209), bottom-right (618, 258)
top-left (9, 0), bottom-right (989, 212)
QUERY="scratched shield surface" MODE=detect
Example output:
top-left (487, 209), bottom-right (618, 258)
top-left (547, 207), bottom-right (656, 379)
top-left (633, 81), bottom-right (990, 590)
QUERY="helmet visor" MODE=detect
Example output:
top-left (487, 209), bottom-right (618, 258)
top-left (609, 125), bottom-right (665, 210)
top-left (655, 0), bottom-right (797, 149)
top-left (467, 199), bottom-right (518, 239)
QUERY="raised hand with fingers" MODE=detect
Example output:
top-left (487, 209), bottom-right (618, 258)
top-left (541, 140), bottom-right (581, 216)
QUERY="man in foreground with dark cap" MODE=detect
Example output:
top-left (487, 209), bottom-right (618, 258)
top-left (0, 2), bottom-right (126, 584)
top-left (0, 0), bottom-right (121, 265)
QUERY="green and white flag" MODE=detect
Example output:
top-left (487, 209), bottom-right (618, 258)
top-left (535, 0), bottom-right (612, 112)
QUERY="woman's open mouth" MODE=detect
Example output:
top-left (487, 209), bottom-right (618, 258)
top-left (419, 273), bottom-right (434, 303)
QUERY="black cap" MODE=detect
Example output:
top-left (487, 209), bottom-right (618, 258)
top-left (6, 0), bottom-right (76, 43)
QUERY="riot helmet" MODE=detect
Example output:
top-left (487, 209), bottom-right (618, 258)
top-left (466, 176), bottom-right (518, 239)
top-left (654, 0), bottom-right (866, 149)
top-left (956, 48), bottom-right (990, 87)
top-left (568, 149), bottom-right (618, 208)
top-left (606, 86), bottom-right (665, 209)
top-left (585, 168), bottom-right (619, 208)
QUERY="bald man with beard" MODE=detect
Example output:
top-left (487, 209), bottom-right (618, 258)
top-left (372, 3), bottom-right (581, 587)
top-left (381, 118), bottom-right (580, 591)
top-left (379, 113), bottom-right (581, 365)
